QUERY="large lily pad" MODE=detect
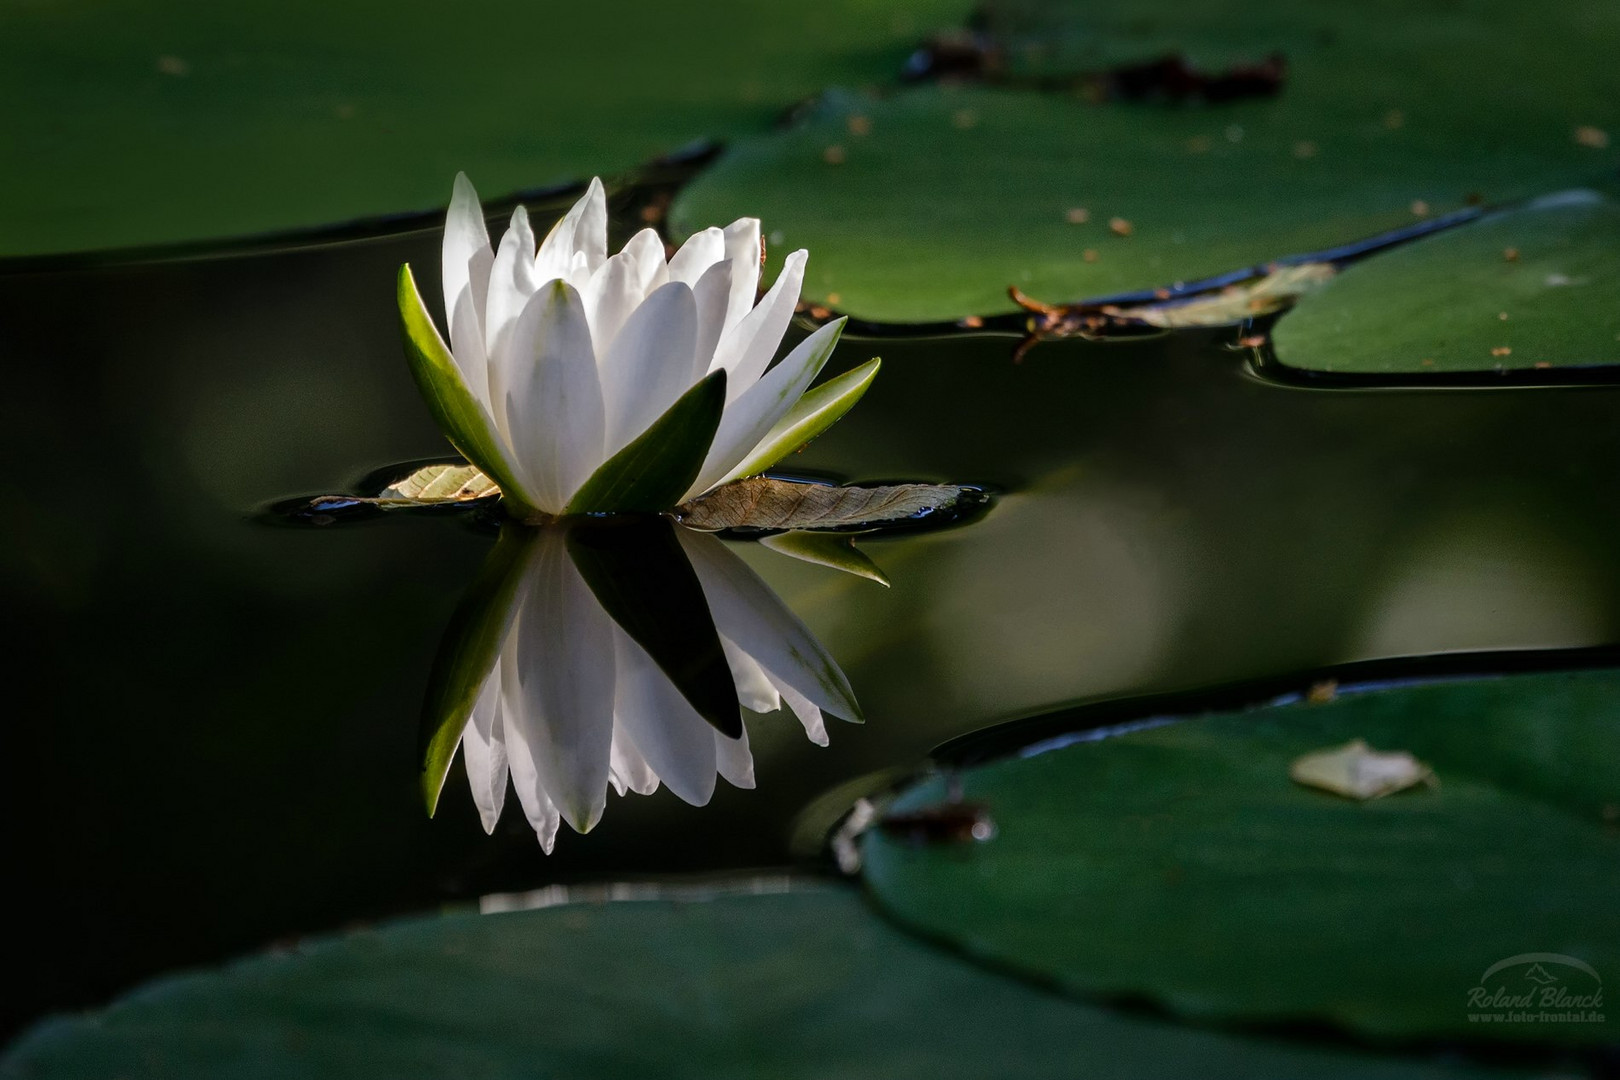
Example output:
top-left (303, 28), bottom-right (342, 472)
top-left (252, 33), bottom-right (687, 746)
top-left (1271, 192), bottom-right (1620, 375)
top-left (671, 0), bottom-right (1620, 322)
top-left (2, 887), bottom-right (1516, 1078)
top-left (862, 670), bottom-right (1620, 1044)
top-left (0, 0), bottom-right (969, 258)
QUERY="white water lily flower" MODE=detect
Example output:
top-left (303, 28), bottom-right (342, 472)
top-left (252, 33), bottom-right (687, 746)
top-left (443, 525), bottom-right (860, 853)
top-left (397, 174), bottom-right (880, 519)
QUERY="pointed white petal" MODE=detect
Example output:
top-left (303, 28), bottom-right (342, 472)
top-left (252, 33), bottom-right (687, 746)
top-left (449, 286), bottom-right (490, 407)
top-left (677, 529), bottom-right (861, 723)
top-left (715, 723), bottom-right (756, 789)
top-left (505, 281), bottom-right (604, 513)
top-left (609, 719), bottom-right (660, 796)
top-left (721, 636), bottom-right (781, 713)
top-left (612, 628), bottom-right (719, 807)
top-left (667, 227), bottom-right (725, 285)
top-left (581, 251), bottom-right (641, 361)
top-left (504, 529), bottom-right (616, 833)
top-left (773, 674), bottom-right (830, 747)
top-left (622, 228), bottom-right (670, 300)
top-left (685, 317), bottom-right (842, 499)
top-left (536, 177), bottom-right (607, 282)
top-left (721, 218), bottom-right (762, 336)
top-left (442, 173), bottom-right (492, 327)
top-left (461, 668), bottom-right (509, 833)
top-left (690, 260), bottom-right (733, 377)
top-left (600, 281), bottom-right (698, 456)
top-left (484, 206), bottom-right (540, 365)
top-left (710, 249), bottom-right (806, 402)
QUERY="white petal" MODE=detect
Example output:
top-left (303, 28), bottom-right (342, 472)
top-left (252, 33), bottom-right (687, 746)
top-left (497, 637), bottom-right (562, 853)
top-left (677, 529), bottom-right (861, 722)
top-left (690, 260), bottom-right (734, 375)
top-left (535, 177), bottom-right (607, 282)
top-left (685, 317), bottom-right (842, 498)
top-left (461, 667), bottom-right (509, 833)
top-left (721, 218), bottom-right (763, 336)
top-left (504, 528), bottom-right (616, 833)
top-left (609, 719), bottom-right (660, 796)
top-left (484, 206), bottom-right (540, 366)
top-left (715, 723), bottom-right (756, 789)
top-left (709, 249), bottom-right (806, 402)
top-left (622, 228), bottom-right (670, 300)
top-left (600, 281), bottom-right (698, 456)
top-left (441, 173), bottom-right (492, 329)
top-left (449, 286), bottom-right (490, 408)
top-left (612, 627), bottom-right (719, 807)
top-left (505, 281), bottom-right (605, 513)
top-left (667, 227), bottom-right (725, 285)
top-left (773, 675), bottom-right (830, 747)
top-left (721, 636), bottom-right (781, 713)
top-left (581, 251), bottom-right (641, 360)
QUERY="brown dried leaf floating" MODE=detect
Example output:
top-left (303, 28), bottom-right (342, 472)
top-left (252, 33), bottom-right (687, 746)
top-left (677, 476), bottom-right (967, 532)
top-left (1289, 738), bottom-right (1436, 800)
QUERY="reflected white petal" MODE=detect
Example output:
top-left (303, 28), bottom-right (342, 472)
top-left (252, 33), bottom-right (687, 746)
top-left (461, 667), bottom-right (509, 833)
top-left (609, 718), bottom-right (660, 796)
top-left (498, 637), bottom-right (562, 853)
top-left (721, 636), bottom-right (781, 713)
top-left (714, 723), bottom-right (756, 789)
top-left (612, 627), bottom-right (720, 807)
top-left (772, 675), bottom-right (829, 747)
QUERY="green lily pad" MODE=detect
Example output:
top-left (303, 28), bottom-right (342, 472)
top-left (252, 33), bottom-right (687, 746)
top-left (0, 0), bottom-right (969, 257)
top-left (1, 886), bottom-right (1520, 1078)
top-left (1271, 192), bottom-right (1620, 374)
top-left (862, 670), bottom-right (1620, 1044)
top-left (671, 0), bottom-right (1620, 322)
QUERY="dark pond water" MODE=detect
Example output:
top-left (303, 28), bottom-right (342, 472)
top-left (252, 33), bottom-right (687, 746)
top-left (3, 193), bottom-right (1619, 1040)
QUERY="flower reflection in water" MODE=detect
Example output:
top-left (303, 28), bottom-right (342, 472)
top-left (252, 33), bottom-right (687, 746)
top-left (424, 519), bottom-right (862, 852)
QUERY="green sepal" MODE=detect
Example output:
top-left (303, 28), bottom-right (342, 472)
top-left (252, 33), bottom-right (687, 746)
top-left (565, 370), bottom-right (727, 514)
top-left (716, 355), bottom-right (878, 488)
top-left (397, 263), bottom-right (542, 518)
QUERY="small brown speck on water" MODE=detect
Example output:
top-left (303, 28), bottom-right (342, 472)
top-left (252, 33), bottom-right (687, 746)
top-left (1082, 249), bottom-right (1099, 262)
top-left (1420, 358), bottom-right (1435, 367)
top-left (1498, 311), bottom-right (1509, 321)
top-left (1492, 346), bottom-right (1513, 357)
top-left (1410, 200), bottom-right (1430, 217)
top-left (960, 315), bottom-right (984, 328)
top-left (1109, 217), bottom-right (1134, 237)
top-left (1185, 135), bottom-right (1212, 154)
top-left (847, 115), bottom-right (872, 136)
top-left (1384, 108), bottom-right (1405, 129)
top-left (1306, 679), bottom-right (1338, 704)
top-left (822, 144), bottom-right (847, 165)
top-left (1065, 207), bottom-right (1090, 224)
top-left (952, 108), bottom-right (978, 130)
top-left (1534, 361), bottom-right (1552, 369)
top-left (1293, 140), bottom-right (1318, 159)
top-left (1574, 125), bottom-right (1610, 149)
top-left (1153, 287), bottom-right (1171, 300)
top-left (807, 305), bottom-right (831, 320)
top-left (1503, 247), bottom-right (1520, 262)
top-left (825, 292), bottom-right (841, 305)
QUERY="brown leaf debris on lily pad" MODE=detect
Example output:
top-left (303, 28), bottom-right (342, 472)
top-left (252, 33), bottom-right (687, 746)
top-left (1289, 738), bottom-right (1436, 800)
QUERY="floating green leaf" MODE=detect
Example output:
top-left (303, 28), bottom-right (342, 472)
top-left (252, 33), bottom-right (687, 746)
top-left (1, 887), bottom-right (1518, 1079)
top-left (1272, 192), bottom-right (1620, 374)
top-left (862, 669), bottom-right (1620, 1044)
top-left (565, 372), bottom-right (726, 516)
top-left (677, 476), bottom-right (969, 532)
top-left (0, 0), bottom-right (971, 257)
top-left (672, 0), bottom-right (1620, 322)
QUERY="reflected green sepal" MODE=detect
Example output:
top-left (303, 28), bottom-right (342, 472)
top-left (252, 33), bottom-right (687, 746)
top-left (566, 370), bottom-right (727, 514)
top-left (759, 530), bottom-right (890, 586)
top-left (419, 526), bottom-right (532, 815)
top-left (718, 352), bottom-right (877, 488)
top-left (397, 263), bottom-right (542, 518)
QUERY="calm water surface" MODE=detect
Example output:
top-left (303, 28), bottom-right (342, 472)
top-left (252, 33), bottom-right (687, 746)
top-left (3, 203), bottom-right (1618, 1037)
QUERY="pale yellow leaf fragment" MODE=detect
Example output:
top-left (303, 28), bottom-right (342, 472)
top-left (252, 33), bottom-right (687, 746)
top-left (379, 463), bottom-right (499, 504)
top-left (1289, 739), bottom-right (1435, 800)
top-left (677, 476), bottom-right (965, 532)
